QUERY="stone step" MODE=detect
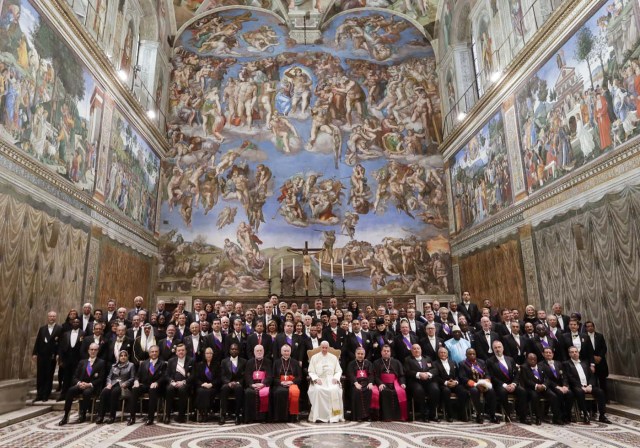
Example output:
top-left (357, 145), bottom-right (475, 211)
top-left (0, 405), bottom-right (51, 428)
top-left (608, 402), bottom-right (640, 421)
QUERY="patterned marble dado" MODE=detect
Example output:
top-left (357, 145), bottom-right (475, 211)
top-left (450, 140), bottom-right (640, 255)
top-left (1, 412), bottom-right (639, 448)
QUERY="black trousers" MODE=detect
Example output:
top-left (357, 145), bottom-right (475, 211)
top-left (36, 356), bottom-right (56, 400)
top-left (526, 388), bottom-right (561, 420)
top-left (166, 384), bottom-right (190, 417)
top-left (549, 387), bottom-right (574, 420)
top-left (439, 384), bottom-right (470, 419)
top-left (64, 385), bottom-right (96, 414)
top-left (495, 385), bottom-right (528, 419)
top-left (220, 384), bottom-right (244, 417)
top-left (98, 384), bottom-right (131, 418)
top-left (195, 386), bottom-right (219, 413)
top-left (468, 386), bottom-right (497, 417)
top-left (407, 380), bottom-right (440, 419)
top-left (130, 384), bottom-right (162, 419)
top-left (571, 386), bottom-right (606, 415)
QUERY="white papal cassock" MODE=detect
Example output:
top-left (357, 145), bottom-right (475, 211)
top-left (307, 351), bottom-right (344, 422)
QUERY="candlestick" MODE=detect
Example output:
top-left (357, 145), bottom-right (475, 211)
top-left (341, 258), bottom-right (344, 279)
top-left (280, 258), bottom-right (283, 279)
top-left (330, 259), bottom-right (334, 278)
top-left (268, 258), bottom-right (271, 279)
top-left (319, 257), bottom-right (322, 277)
top-left (342, 278), bottom-right (346, 300)
top-left (292, 258), bottom-right (295, 275)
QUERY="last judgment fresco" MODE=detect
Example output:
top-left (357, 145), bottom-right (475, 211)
top-left (159, 8), bottom-right (452, 296)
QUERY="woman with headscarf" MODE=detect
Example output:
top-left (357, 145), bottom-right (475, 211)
top-left (96, 350), bottom-right (135, 424)
top-left (133, 323), bottom-right (157, 365)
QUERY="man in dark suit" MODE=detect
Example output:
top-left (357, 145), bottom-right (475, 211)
top-left (183, 322), bottom-right (206, 363)
top-left (527, 324), bottom-right (561, 363)
top-left (225, 318), bottom-right (248, 358)
top-left (540, 347), bottom-right (574, 424)
top-left (129, 345), bottom-right (166, 425)
top-left (562, 319), bottom-right (594, 362)
top-left (204, 318), bottom-right (226, 365)
top-left (459, 347), bottom-right (498, 423)
top-left (57, 318), bottom-right (84, 398)
top-left (585, 321), bottom-right (609, 400)
top-left (321, 315), bottom-right (346, 350)
top-left (501, 321), bottom-right (526, 365)
top-left (473, 317), bottom-right (499, 361)
top-left (564, 346), bottom-right (611, 424)
top-left (459, 291), bottom-right (480, 326)
top-left (275, 321), bottom-right (304, 361)
top-left (165, 344), bottom-right (195, 423)
top-left (552, 303), bottom-right (570, 333)
top-left (80, 303), bottom-right (95, 335)
top-left (434, 346), bottom-right (470, 422)
top-left (521, 353), bottom-right (562, 425)
top-left (419, 323), bottom-right (445, 361)
top-left (158, 324), bottom-right (179, 362)
top-left (104, 300), bottom-right (119, 332)
top-left (153, 299), bottom-right (171, 323)
top-left (33, 311), bottom-right (63, 402)
top-left (79, 322), bottom-right (109, 361)
top-left (246, 320), bottom-right (272, 361)
top-left (106, 324), bottom-right (134, 365)
top-left (219, 343), bottom-right (246, 425)
top-left (126, 296), bottom-right (146, 322)
top-left (403, 344), bottom-right (439, 421)
top-left (393, 321), bottom-right (419, 364)
top-left (342, 319), bottom-right (373, 367)
top-left (486, 340), bottom-right (528, 424)
top-left (493, 309), bottom-right (512, 337)
top-left (58, 343), bottom-right (106, 425)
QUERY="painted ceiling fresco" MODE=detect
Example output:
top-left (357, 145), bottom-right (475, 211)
top-left (160, 8), bottom-right (450, 297)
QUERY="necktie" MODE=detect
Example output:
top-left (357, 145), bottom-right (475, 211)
top-left (332, 332), bottom-right (337, 342)
top-left (258, 334), bottom-right (262, 345)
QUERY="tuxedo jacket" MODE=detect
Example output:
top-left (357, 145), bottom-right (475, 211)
top-left (204, 332), bottom-right (227, 361)
top-left (224, 332), bottom-right (247, 359)
top-left (520, 364), bottom-right (552, 391)
top-left (183, 334), bottom-right (207, 363)
top-left (473, 330), bottom-right (500, 361)
top-left (274, 333), bottom-right (304, 360)
top-left (126, 327), bottom-right (143, 342)
top-left (554, 314), bottom-right (571, 333)
top-left (563, 359), bottom-right (597, 388)
top-left (33, 324), bottom-right (63, 359)
top-left (73, 358), bottom-right (106, 390)
top-left (458, 302), bottom-right (480, 325)
top-left (526, 336), bottom-right (561, 363)
top-left (486, 355), bottom-right (520, 387)
top-left (158, 337), bottom-right (178, 362)
top-left (246, 333), bottom-right (273, 360)
top-left (106, 337), bottom-right (134, 365)
top-left (403, 356), bottom-right (437, 385)
top-left (137, 359), bottom-right (167, 386)
top-left (221, 358), bottom-right (247, 386)
top-left (561, 333), bottom-right (594, 363)
top-left (194, 361), bottom-right (222, 388)
top-left (166, 356), bottom-right (195, 385)
top-left (539, 360), bottom-right (569, 388)
top-left (419, 336), bottom-right (445, 361)
top-left (434, 358), bottom-right (460, 383)
top-left (79, 335), bottom-right (109, 361)
top-left (126, 308), bottom-right (147, 322)
top-left (458, 358), bottom-right (491, 385)
top-left (589, 332), bottom-right (608, 377)
top-left (321, 327), bottom-right (346, 350)
top-left (58, 329), bottom-right (85, 363)
top-left (501, 334), bottom-right (526, 365)
top-left (393, 333), bottom-right (419, 363)
top-left (342, 332), bottom-right (374, 364)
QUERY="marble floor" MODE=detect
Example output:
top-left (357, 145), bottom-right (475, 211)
top-left (1, 412), bottom-right (639, 448)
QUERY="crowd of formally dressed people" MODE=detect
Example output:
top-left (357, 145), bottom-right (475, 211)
top-left (31, 293), bottom-right (612, 427)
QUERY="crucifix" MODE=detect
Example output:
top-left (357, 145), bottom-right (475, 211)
top-left (287, 241), bottom-right (324, 295)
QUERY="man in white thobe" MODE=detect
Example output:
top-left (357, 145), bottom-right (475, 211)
top-left (308, 341), bottom-right (344, 422)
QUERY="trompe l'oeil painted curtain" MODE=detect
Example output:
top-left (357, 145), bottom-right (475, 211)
top-left (0, 192), bottom-right (88, 380)
top-left (534, 185), bottom-right (640, 377)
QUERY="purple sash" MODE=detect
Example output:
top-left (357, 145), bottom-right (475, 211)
top-left (86, 362), bottom-right (93, 376)
top-left (214, 335), bottom-right (222, 349)
top-left (166, 339), bottom-right (171, 348)
top-left (355, 334), bottom-right (363, 347)
top-left (532, 368), bottom-right (541, 380)
top-left (285, 335), bottom-right (292, 346)
top-left (149, 362), bottom-right (155, 375)
top-left (541, 339), bottom-right (549, 348)
top-left (205, 366), bottom-right (212, 381)
top-left (549, 364), bottom-right (558, 378)
top-left (231, 362), bottom-right (238, 373)
top-left (498, 360), bottom-right (510, 379)
top-left (246, 324), bottom-right (253, 335)
top-left (378, 336), bottom-right (384, 346)
top-left (550, 331), bottom-right (557, 340)
top-left (443, 323), bottom-right (451, 334)
top-left (465, 360), bottom-right (485, 376)
top-left (403, 337), bottom-right (412, 350)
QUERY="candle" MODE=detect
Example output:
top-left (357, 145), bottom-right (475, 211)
top-left (292, 258), bottom-right (295, 276)
top-left (330, 259), bottom-right (334, 278)
top-left (319, 257), bottom-right (322, 277)
top-left (341, 258), bottom-right (345, 279)
top-left (280, 258), bottom-right (283, 279)
top-left (268, 258), bottom-right (271, 278)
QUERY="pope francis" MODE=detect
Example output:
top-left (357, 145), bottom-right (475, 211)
top-left (307, 341), bottom-right (345, 422)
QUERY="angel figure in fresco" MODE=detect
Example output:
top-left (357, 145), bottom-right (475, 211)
top-left (342, 211), bottom-right (359, 240)
top-left (200, 172), bottom-right (220, 215)
top-left (216, 206), bottom-right (237, 229)
top-left (167, 166), bottom-right (185, 212)
top-left (270, 114), bottom-right (299, 153)
top-left (202, 88), bottom-right (226, 141)
top-left (322, 230), bottom-right (336, 262)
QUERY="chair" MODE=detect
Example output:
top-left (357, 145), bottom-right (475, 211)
top-left (306, 346), bottom-right (342, 359)
top-left (572, 392), bottom-right (596, 421)
top-left (441, 393), bottom-right (472, 421)
top-left (163, 396), bottom-right (192, 422)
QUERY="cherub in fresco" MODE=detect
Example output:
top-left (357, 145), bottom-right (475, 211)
top-left (216, 206), bottom-right (237, 229)
top-left (270, 113), bottom-right (299, 153)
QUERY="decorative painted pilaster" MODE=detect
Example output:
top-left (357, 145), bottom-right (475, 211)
top-left (83, 227), bottom-right (102, 304)
top-left (502, 95), bottom-right (527, 201)
top-left (519, 224), bottom-right (541, 308)
top-left (451, 256), bottom-right (461, 296)
top-left (94, 99), bottom-right (114, 201)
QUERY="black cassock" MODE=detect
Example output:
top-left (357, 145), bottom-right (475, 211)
top-left (272, 356), bottom-right (302, 422)
top-left (373, 358), bottom-right (406, 421)
top-left (243, 358), bottom-right (272, 422)
top-left (346, 359), bottom-right (375, 421)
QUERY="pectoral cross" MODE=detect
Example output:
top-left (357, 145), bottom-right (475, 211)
top-left (288, 241), bottom-right (323, 295)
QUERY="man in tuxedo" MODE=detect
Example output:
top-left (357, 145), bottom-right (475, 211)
top-left (486, 340), bottom-right (528, 424)
top-left (153, 300), bottom-right (170, 323)
top-left (459, 348), bottom-right (498, 423)
top-left (79, 322), bottom-right (109, 361)
top-left (309, 299), bottom-right (325, 321)
top-left (129, 345), bottom-right (166, 425)
top-left (564, 346), bottom-right (611, 424)
top-left (104, 300), bottom-right (119, 333)
top-left (275, 321), bottom-right (303, 361)
top-left (502, 321), bottom-right (526, 365)
top-left (562, 319), bottom-right (594, 362)
top-left (190, 299), bottom-right (205, 324)
top-left (539, 347), bottom-right (574, 423)
top-left (527, 324), bottom-right (560, 362)
top-left (80, 303), bottom-right (95, 334)
top-left (126, 296), bottom-right (146, 321)
top-left (59, 344), bottom-right (106, 425)
top-left (127, 315), bottom-right (143, 341)
top-left (321, 315), bottom-right (346, 350)
top-left (247, 320), bottom-right (272, 360)
top-left (585, 321), bottom-right (609, 400)
top-left (494, 309), bottom-right (512, 337)
top-left (393, 321), bottom-right (419, 364)
top-left (404, 308), bottom-right (423, 335)
top-left (158, 324), bottom-right (178, 361)
top-left (106, 324), bottom-right (134, 365)
top-left (385, 297), bottom-right (395, 315)
top-left (219, 343), bottom-right (246, 425)
top-left (242, 310), bottom-right (256, 336)
top-left (473, 317), bottom-right (499, 361)
top-left (552, 303), bottom-right (570, 333)
top-left (263, 302), bottom-right (281, 331)
top-left (459, 291), bottom-right (480, 326)
top-left (225, 318), bottom-right (248, 358)
top-left (403, 344), bottom-right (439, 422)
top-left (165, 344), bottom-right (194, 423)
top-left (205, 318), bottom-right (226, 364)
top-left (183, 322), bottom-right (205, 363)
top-left (57, 317), bottom-right (83, 398)
top-left (521, 353), bottom-right (562, 425)
top-left (32, 311), bottom-right (62, 402)
top-left (342, 319), bottom-right (373, 367)
top-left (434, 347), bottom-right (469, 422)
top-left (419, 323), bottom-right (445, 360)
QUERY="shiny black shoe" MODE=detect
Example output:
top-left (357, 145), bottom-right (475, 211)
top-left (535, 418), bottom-right (542, 426)
top-left (582, 412), bottom-right (591, 424)
top-left (598, 416), bottom-right (612, 424)
top-left (58, 415), bottom-right (69, 426)
top-left (145, 418), bottom-right (155, 426)
top-left (95, 416), bottom-right (104, 424)
top-left (219, 417), bottom-right (226, 425)
top-left (235, 416), bottom-right (241, 425)
top-left (175, 415), bottom-right (186, 424)
top-left (490, 415), bottom-right (501, 424)
top-left (76, 412), bottom-right (87, 424)
top-left (127, 418), bottom-right (136, 426)
top-left (446, 417), bottom-right (454, 422)
top-left (105, 417), bottom-right (115, 424)
top-left (476, 415), bottom-right (484, 424)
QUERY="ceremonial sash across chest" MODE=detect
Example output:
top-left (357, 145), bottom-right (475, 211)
top-left (86, 362), bottom-right (93, 377)
top-left (549, 364), bottom-right (558, 378)
top-left (252, 370), bottom-right (270, 413)
top-left (355, 334), bottom-right (363, 347)
top-left (497, 361), bottom-right (511, 380)
top-left (149, 362), bottom-right (155, 375)
top-left (541, 339), bottom-right (549, 348)
top-left (403, 336), bottom-right (412, 350)
top-left (379, 373), bottom-right (408, 421)
top-left (231, 362), bottom-right (238, 374)
top-left (465, 360), bottom-right (485, 377)
top-left (205, 365), bottom-right (212, 381)
top-left (213, 336), bottom-right (223, 349)
top-left (532, 368), bottom-right (541, 381)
